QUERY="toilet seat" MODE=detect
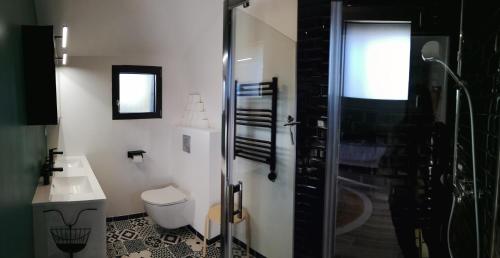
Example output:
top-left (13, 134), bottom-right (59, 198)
top-left (141, 186), bottom-right (187, 206)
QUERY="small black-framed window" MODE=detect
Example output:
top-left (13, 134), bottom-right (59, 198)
top-left (112, 65), bottom-right (162, 120)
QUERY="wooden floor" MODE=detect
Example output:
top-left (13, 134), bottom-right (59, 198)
top-left (335, 186), bottom-right (405, 258)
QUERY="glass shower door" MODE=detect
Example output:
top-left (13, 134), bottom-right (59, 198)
top-left (330, 2), bottom-right (455, 258)
top-left (221, 1), bottom-right (297, 257)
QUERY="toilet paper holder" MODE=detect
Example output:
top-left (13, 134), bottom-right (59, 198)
top-left (127, 150), bottom-right (146, 159)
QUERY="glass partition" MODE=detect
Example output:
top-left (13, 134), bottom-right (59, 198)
top-left (333, 3), bottom-right (454, 258)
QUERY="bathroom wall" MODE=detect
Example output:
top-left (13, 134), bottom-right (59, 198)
top-left (170, 127), bottom-right (221, 237)
top-left (241, 0), bottom-right (298, 41)
top-left (0, 0), bottom-right (48, 258)
top-left (295, 1), bottom-right (331, 256)
top-left (52, 56), bottom-right (174, 217)
top-left (35, 0), bottom-right (224, 217)
top-left (232, 6), bottom-right (297, 258)
top-left (454, 2), bottom-right (500, 258)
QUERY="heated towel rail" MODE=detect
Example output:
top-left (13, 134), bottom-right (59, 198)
top-left (234, 77), bottom-right (278, 181)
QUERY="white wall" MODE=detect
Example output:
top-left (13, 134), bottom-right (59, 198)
top-left (41, 0), bottom-right (224, 218)
top-left (232, 8), bottom-right (297, 258)
top-left (49, 55), bottom-right (177, 217)
top-left (242, 0), bottom-right (298, 41)
top-left (171, 127), bottom-right (221, 237)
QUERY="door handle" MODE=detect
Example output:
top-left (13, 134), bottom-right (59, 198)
top-left (228, 181), bottom-right (243, 223)
top-left (283, 115), bottom-right (300, 145)
top-left (237, 181), bottom-right (243, 219)
top-left (283, 115), bottom-right (301, 127)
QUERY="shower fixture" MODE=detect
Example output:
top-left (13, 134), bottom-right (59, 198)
top-left (421, 41), bottom-right (480, 258)
top-left (228, 0), bottom-right (249, 9)
top-left (421, 41), bottom-right (465, 88)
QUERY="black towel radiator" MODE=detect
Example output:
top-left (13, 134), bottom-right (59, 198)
top-left (234, 77), bottom-right (278, 181)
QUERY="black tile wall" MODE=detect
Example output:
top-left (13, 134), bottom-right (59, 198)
top-left (452, 2), bottom-right (500, 258)
top-left (295, 0), bottom-right (331, 257)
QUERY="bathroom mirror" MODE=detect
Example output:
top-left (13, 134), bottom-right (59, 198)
top-left (112, 65), bottom-right (162, 120)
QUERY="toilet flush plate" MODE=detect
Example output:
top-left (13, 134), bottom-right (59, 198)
top-left (183, 135), bottom-right (191, 153)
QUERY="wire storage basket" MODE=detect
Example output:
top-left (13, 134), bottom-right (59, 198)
top-left (49, 226), bottom-right (91, 254)
top-left (44, 209), bottom-right (96, 258)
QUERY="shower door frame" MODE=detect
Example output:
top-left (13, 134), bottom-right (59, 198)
top-left (221, 0), bottom-right (343, 257)
top-left (322, 1), bottom-right (344, 258)
top-left (220, 1), bottom-right (248, 258)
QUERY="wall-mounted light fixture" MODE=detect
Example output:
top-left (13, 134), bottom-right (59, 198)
top-left (61, 26), bottom-right (68, 48)
top-left (54, 26), bottom-right (68, 47)
top-left (62, 53), bottom-right (67, 65)
top-left (54, 26), bottom-right (69, 65)
top-left (55, 53), bottom-right (68, 65)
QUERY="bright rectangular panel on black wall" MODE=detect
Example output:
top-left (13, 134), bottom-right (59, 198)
top-left (22, 25), bottom-right (58, 125)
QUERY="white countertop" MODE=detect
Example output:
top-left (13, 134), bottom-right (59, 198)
top-left (32, 155), bottom-right (106, 205)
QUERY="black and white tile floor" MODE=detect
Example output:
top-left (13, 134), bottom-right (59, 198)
top-left (106, 216), bottom-right (253, 258)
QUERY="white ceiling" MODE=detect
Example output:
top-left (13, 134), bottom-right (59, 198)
top-left (241, 0), bottom-right (297, 41)
top-left (34, 0), bottom-right (297, 57)
top-left (34, 0), bottom-right (223, 57)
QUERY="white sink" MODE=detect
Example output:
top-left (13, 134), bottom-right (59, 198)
top-left (50, 176), bottom-right (93, 196)
top-left (57, 157), bottom-right (84, 168)
top-left (33, 155), bottom-right (106, 203)
top-left (32, 155), bottom-right (106, 258)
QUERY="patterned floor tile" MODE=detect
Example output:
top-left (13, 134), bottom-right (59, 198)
top-left (205, 244), bottom-right (220, 258)
top-left (167, 242), bottom-right (193, 257)
top-left (107, 241), bottom-right (128, 257)
top-left (106, 216), bottom-right (253, 258)
top-left (107, 222), bottom-right (117, 232)
top-left (130, 217), bottom-right (151, 228)
top-left (121, 250), bottom-right (152, 258)
top-left (185, 238), bottom-right (203, 252)
top-left (160, 233), bottom-right (180, 245)
top-left (144, 235), bottom-right (164, 249)
top-left (168, 227), bottom-right (196, 240)
top-left (124, 239), bottom-right (147, 254)
top-left (183, 254), bottom-right (202, 258)
top-left (150, 247), bottom-right (176, 258)
top-left (115, 220), bottom-right (134, 231)
top-left (107, 230), bottom-right (121, 243)
top-left (136, 225), bottom-right (160, 238)
top-left (119, 229), bottom-right (140, 241)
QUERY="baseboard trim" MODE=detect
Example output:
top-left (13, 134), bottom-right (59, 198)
top-left (186, 225), bottom-right (220, 244)
top-left (106, 212), bottom-right (147, 222)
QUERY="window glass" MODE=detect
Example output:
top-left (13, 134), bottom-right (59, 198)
top-left (119, 73), bottom-right (156, 113)
top-left (112, 65), bottom-right (162, 120)
top-left (343, 22), bottom-right (411, 100)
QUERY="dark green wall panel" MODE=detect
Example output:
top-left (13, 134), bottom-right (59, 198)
top-left (0, 1), bottom-right (47, 258)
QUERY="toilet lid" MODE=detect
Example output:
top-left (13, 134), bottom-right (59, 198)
top-left (141, 186), bottom-right (187, 206)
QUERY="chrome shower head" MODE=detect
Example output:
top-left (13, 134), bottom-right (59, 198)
top-left (421, 40), bottom-right (466, 88)
top-left (421, 41), bottom-right (441, 62)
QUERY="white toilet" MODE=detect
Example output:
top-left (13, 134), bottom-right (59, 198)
top-left (141, 185), bottom-right (193, 229)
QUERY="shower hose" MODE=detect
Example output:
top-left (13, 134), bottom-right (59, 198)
top-left (447, 86), bottom-right (480, 258)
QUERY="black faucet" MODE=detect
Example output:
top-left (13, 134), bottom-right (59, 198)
top-left (41, 148), bottom-right (64, 185)
top-left (49, 148), bottom-right (64, 166)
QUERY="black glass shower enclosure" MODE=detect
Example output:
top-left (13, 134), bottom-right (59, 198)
top-left (221, 0), bottom-right (477, 258)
